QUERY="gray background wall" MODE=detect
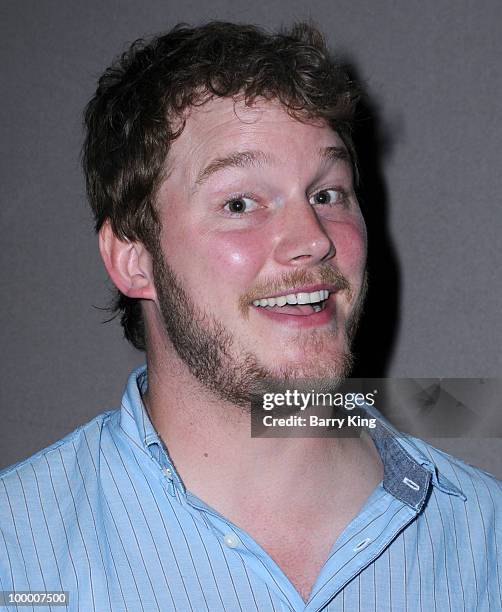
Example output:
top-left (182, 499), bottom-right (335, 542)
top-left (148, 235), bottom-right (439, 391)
top-left (1, 1), bottom-right (501, 474)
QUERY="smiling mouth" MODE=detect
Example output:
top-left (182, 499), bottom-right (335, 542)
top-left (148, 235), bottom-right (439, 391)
top-left (252, 289), bottom-right (330, 315)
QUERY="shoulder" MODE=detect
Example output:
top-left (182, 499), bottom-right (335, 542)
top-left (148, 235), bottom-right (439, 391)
top-left (0, 409), bottom-right (118, 519)
top-left (0, 409), bottom-right (118, 477)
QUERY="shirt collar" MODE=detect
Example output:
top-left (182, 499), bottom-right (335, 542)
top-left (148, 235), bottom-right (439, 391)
top-left (118, 365), bottom-right (185, 489)
top-left (363, 402), bottom-right (466, 505)
top-left (118, 366), bottom-right (466, 507)
top-left (119, 364), bottom-right (158, 448)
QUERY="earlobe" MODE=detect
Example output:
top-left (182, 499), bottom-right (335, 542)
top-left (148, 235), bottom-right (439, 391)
top-left (98, 220), bottom-right (156, 300)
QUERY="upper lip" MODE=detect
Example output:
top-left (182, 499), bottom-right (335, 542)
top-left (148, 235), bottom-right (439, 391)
top-left (252, 284), bottom-right (338, 301)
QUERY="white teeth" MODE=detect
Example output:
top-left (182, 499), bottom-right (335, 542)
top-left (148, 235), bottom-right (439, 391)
top-left (253, 289), bottom-right (331, 308)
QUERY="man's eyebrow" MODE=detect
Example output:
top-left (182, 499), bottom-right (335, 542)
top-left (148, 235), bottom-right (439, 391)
top-left (319, 145), bottom-right (351, 164)
top-left (194, 150), bottom-right (271, 189)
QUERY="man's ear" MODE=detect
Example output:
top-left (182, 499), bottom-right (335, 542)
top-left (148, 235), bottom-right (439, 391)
top-left (98, 220), bottom-right (156, 300)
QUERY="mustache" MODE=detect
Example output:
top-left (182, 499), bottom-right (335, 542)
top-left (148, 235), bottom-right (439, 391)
top-left (239, 265), bottom-right (352, 314)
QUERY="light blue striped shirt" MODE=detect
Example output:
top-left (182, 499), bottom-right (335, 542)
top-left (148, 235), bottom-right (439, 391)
top-left (1, 365), bottom-right (501, 611)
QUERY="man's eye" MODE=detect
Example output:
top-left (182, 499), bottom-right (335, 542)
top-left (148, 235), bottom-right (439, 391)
top-left (224, 196), bottom-right (257, 214)
top-left (309, 188), bottom-right (345, 206)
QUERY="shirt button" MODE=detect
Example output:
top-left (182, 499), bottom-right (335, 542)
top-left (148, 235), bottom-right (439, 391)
top-left (163, 467), bottom-right (173, 479)
top-left (223, 533), bottom-right (240, 548)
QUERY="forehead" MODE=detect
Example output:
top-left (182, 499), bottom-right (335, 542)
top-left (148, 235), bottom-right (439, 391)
top-left (166, 97), bottom-right (347, 180)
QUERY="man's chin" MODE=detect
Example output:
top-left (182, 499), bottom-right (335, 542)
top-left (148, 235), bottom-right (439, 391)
top-left (246, 352), bottom-right (354, 413)
top-left (256, 349), bottom-right (354, 385)
top-left (255, 334), bottom-right (353, 381)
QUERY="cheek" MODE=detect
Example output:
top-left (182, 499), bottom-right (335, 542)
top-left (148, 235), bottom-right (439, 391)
top-left (168, 227), bottom-right (269, 292)
top-left (219, 236), bottom-right (261, 267)
top-left (204, 231), bottom-right (267, 276)
top-left (331, 219), bottom-right (367, 273)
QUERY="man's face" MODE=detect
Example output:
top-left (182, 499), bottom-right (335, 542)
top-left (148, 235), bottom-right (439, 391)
top-left (151, 97), bottom-right (367, 404)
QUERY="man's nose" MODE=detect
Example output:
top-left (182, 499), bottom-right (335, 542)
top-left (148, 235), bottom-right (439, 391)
top-left (272, 199), bottom-right (335, 266)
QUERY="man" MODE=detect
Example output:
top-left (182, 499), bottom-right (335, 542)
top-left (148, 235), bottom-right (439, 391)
top-left (0, 21), bottom-right (500, 612)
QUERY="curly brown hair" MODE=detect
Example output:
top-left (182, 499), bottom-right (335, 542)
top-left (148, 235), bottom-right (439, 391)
top-left (83, 21), bottom-right (360, 351)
